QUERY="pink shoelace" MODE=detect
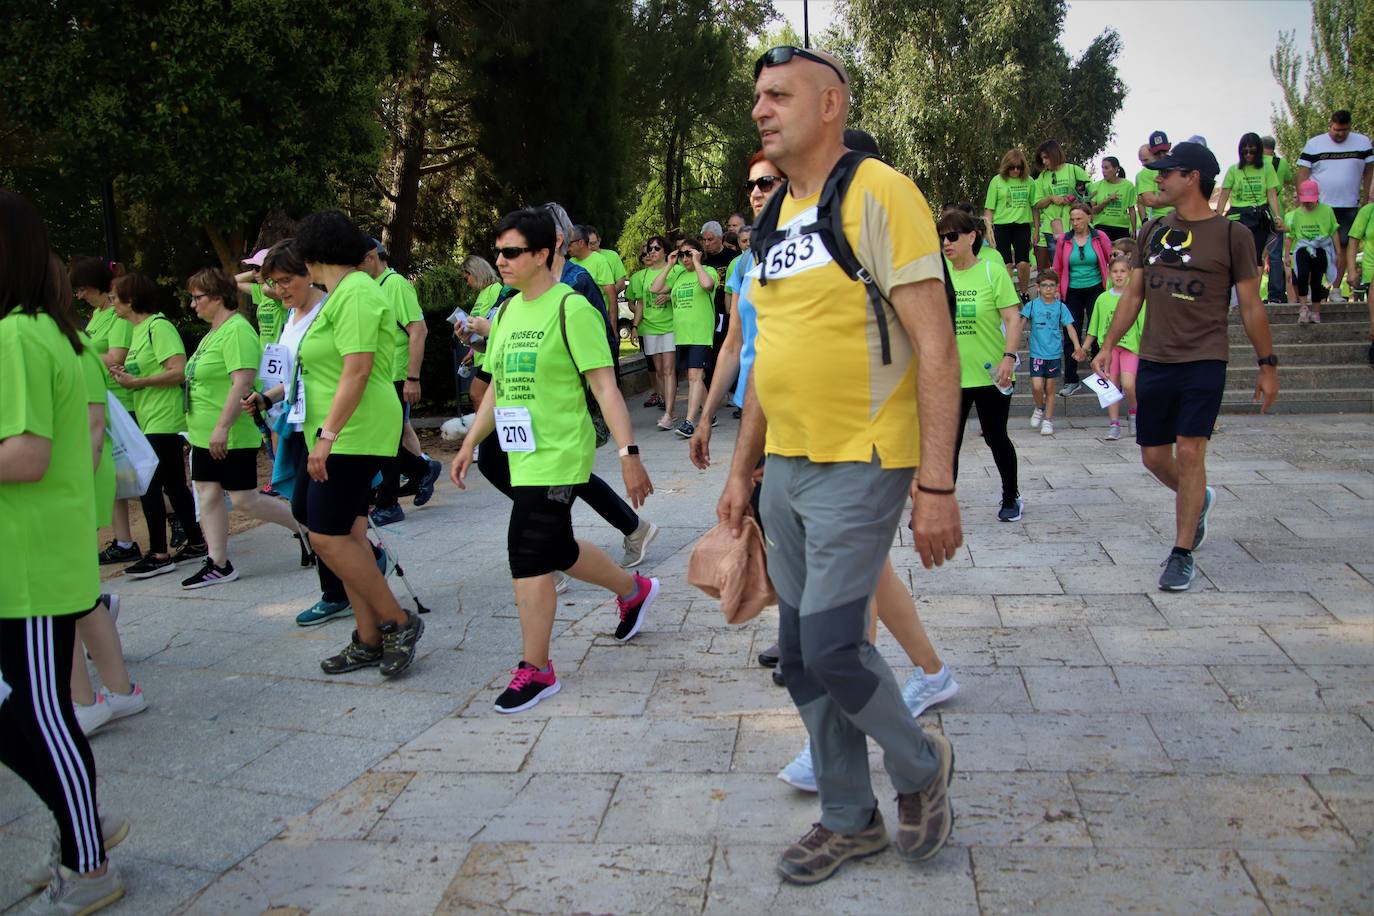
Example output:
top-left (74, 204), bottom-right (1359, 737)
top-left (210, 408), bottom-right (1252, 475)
top-left (508, 665), bottom-right (538, 691)
top-left (616, 577), bottom-right (645, 621)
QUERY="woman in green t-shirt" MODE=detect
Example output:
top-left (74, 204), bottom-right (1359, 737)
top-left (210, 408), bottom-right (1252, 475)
top-left (941, 208), bottom-right (1025, 522)
top-left (108, 273), bottom-right (210, 579)
top-left (1031, 139), bottom-right (1090, 270)
top-left (1089, 156), bottom-right (1139, 242)
top-left (1216, 132), bottom-right (1286, 268)
top-left (183, 267), bottom-right (301, 589)
top-left (0, 190), bottom-right (123, 904)
top-left (651, 238), bottom-right (717, 438)
top-left (627, 235), bottom-right (676, 429)
top-left (1283, 180), bottom-right (1344, 323)
top-left (458, 254), bottom-right (503, 412)
top-left (983, 148), bottom-right (1035, 300)
top-left (70, 255), bottom-right (142, 565)
top-left (292, 209), bottom-right (423, 678)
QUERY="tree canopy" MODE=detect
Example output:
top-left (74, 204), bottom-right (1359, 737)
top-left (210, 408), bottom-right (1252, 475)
top-left (1270, 0), bottom-right (1373, 162)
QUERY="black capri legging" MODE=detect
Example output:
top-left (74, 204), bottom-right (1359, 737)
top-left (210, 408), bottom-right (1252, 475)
top-left (1, 611), bottom-right (107, 874)
top-left (954, 384), bottom-right (1019, 501)
top-left (994, 222), bottom-right (1032, 265)
top-left (1293, 247), bottom-right (1330, 303)
top-left (141, 432), bottom-right (204, 555)
top-left (476, 431), bottom-right (639, 537)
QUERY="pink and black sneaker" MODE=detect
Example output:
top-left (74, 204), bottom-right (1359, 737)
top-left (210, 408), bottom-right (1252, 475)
top-left (614, 574), bottom-right (660, 642)
top-left (494, 661), bottom-right (560, 714)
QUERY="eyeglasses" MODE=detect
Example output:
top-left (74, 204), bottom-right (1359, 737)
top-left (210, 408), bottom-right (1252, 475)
top-left (262, 276), bottom-right (296, 289)
top-left (1009, 165), bottom-right (1023, 172)
top-left (755, 46), bottom-right (848, 85)
top-left (940, 232), bottom-right (964, 243)
top-left (189, 292), bottom-right (212, 303)
top-left (494, 246), bottom-right (534, 260)
top-left (677, 250), bottom-right (698, 259)
top-left (647, 244), bottom-right (664, 251)
top-left (746, 175), bottom-right (782, 193)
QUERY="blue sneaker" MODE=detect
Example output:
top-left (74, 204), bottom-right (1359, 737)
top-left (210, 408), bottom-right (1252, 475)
top-left (296, 599), bottom-right (352, 627)
top-left (370, 503), bottom-right (405, 526)
top-left (901, 666), bottom-right (960, 717)
top-left (1158, 551), bottom-right (1197, 591)
top-left (413, 458), bottom-right (443, 507)
top-left (777, 740), bottom-right (818, 793)
top-left (1193, 485), bottom-right (1215, 550)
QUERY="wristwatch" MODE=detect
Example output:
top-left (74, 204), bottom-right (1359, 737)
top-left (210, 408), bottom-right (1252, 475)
top-left (1257, 354), bottom-right (1278, 368)
top-left (618, 444), bottom-right (640, 457)
top-left (406, 376), bottom-right (421, 382)
top-left (1003, 351), bottom-right (1021, 367)
top-left (316, 428), bottom-right (339, 441)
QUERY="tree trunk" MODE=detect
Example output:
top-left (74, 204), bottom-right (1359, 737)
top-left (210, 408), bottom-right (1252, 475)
top-left (383, 30), bottom-right (437, 274)
top-left (205, 224), bottom-right (243, 272)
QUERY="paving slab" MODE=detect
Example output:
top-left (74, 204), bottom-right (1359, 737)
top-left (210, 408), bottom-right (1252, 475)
top-left (940, 712), bottom-right (1173, 772)
top-left (1237, 849), bottom-right (1374, 915)
top-left (1150, 712), bottom-right (1374, 775)
top-left (1022, 665), bottom-right (1233, 713)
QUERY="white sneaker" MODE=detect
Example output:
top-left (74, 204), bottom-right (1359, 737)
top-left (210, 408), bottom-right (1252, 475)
top-left (901, 666), bottom-right (961, 717)
top-left (777, 740), bottom-right (818, 792)
top-left (25, 860), bottom-right (124, 914)
top-left (1328, 288), bottom-right (1346, 303)
top-left (1040, 418), bottom-right (1055, 436)
top-left (1029, 407), bottom-right (1044, 429)
top-left (23, 814), bottom-right (129, 889)
top-left (100, 684), bottom-right (147, 721)
top-left (74, 694), bottom-right (113, 736)
top-left (554, 571), bottom-right (570, 594)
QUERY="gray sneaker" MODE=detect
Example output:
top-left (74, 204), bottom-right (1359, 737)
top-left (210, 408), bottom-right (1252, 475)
top-left (25, 861), bottom-right (124, 914)
top-left (1158, 551), bottom-right (1196, 591)
top-left (620, 519), bottom-right (659, 568)
top-left (894, 734), bottom-right (956, 861)
top-left (1193, 485), bottom-right (1215, 550)
top-left (1059, 381), bottom-right (1083, 397)
top-left (776, 812), bottom-right (889, 885)
top-left (24, 815), bottom-right (129, 888)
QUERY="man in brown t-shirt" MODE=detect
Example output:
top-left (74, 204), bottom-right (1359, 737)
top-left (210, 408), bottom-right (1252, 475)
top-left (1092, 141), bottom-right (1279, 592)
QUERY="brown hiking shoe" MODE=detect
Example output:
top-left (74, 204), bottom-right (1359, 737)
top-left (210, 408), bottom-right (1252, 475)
top-left (776, 811), bottom-right (889, 885)
top-left (894, 733), bottom-right (955, 861)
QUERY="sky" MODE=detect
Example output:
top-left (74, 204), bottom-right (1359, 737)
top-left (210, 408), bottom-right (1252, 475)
top-left (773, 0), bottom-right (1316, 176)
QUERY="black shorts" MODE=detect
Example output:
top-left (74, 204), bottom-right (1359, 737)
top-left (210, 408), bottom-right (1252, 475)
top-left (190, 446), bottom-right (258, 491)
top-left (291, 453), bottom-right (383, 536)
top-left (1134, 359), bottom-right (1226, 447)
top-left (677, 344), bottom-right (711, 370)
top-left (507, 486), bottom-right (581, 578)
top-left (473, 367), bottom-right (492, 384)
top-left (994, 222), bottom-right (1032, 265)
top-left (1097, 224), bottom-right (1131, 242)
top-left (1333, 206), bottom-right (1358, 244)
top-left (392, 379), bottom-right (411, 425)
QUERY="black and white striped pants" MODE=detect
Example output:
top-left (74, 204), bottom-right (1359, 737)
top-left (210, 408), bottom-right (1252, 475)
top-left (0, 611), bottom-right (106, 873)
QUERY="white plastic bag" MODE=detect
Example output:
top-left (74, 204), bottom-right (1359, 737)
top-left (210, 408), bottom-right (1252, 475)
top-left (107, 393), bottom-right (158, 498)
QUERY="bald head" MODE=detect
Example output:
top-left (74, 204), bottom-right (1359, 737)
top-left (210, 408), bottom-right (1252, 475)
top-left (752, 48), bottom-right (851, 176)
top-left (1138, 144), bottom-right (1153, 164)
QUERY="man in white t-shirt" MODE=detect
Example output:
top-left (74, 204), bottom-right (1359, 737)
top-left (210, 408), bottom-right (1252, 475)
top-left (1297, 110), bottom-right (1374, 293)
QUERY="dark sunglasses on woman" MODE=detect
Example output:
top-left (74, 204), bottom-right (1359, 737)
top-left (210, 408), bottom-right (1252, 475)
top-left (746, 175), bottom-right (782, 193)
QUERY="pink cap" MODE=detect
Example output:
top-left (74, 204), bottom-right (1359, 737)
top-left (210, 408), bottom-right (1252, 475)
top-left (1297, 179), bottom-right (1320, 203)
top-left (241, 247), bottom-right (270, 268)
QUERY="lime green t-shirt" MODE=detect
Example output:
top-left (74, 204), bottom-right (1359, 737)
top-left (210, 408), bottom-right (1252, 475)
top-left (186, 312), bottom-right (262, 450)
top-left (977, 244), bottom-right (1006, 267)
top-left (251, 283), bottom-right (286, 347)
top-left (85, 306), bottom-right (135, 410)
top-left (665, 263), bottom-right (716, 346)
top-left (1136, 169), bottom-right (1173, 219)
top-left (984, 174), bottom-right (1034, 225)
top-left (1091, 179), bottom-right (1138, 230)
top-left (1222, 163), bottom-right (1279, 216)
top-left (0, 313), bottom-right (100, 618)
top-left (1285, 204), bottom-right (1339, 241)
top-left (123, 314), bottom-right (187, 434)
top-left (1347, 203), bottom-right (1374, 284)
top-left (1086, 288), bottom-right (1146, 354)
top-left (377, 268), bottom-right (424, 383)
top-left (572, 254), bottom-right (615, 292)
top-left (1265, 154), bottom-right (1297, 209)
top-left (949, 258), bottom-right (1019, 388)
top-left (469, 282), bottom-right (504, 372)
top-left (298, 270), bottom-right (400, 455)
top-left (77, 332), bottom-right (115, 528)
top-left (1034, 164), bottom-right (1090, 233)
top-left (487, 283), bottom-right (615, 486)
top-left (597, 248), bottom-right (628, 283)
top-left (628, 266), bottom-right (672, 335)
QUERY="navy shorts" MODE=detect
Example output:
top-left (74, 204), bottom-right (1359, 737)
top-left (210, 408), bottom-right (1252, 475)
top-left (677, 344), bottom-right (711, 370)
top-left (1134, 359), bottom-right (1226, 447)
top-left (1029, 357), bottom-right (1062, 379)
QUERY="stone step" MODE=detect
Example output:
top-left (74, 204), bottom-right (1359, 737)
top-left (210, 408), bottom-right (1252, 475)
top-left (1007, 388), bottom-right (1373, 415)
top-left (1221, 363), bottom-right (1372, 390)
top-left (1012, 341), bottom-right (1370, 364)
top-left (1260, 302), bottom-right (1368, 321)
top-left (1228, 321), bottom-right (1367, 344)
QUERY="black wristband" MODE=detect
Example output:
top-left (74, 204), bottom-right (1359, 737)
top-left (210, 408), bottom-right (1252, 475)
top-left (406, 376), bottom-right (421, 382)
top-left (916, 483), bottom-right (956, 496)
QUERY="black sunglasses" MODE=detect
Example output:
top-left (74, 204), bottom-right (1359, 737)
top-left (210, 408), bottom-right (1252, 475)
top-left (1009, 164), bottom-right (1023, 171)
top-left (1154, 167), bottom-right (1194, 179)
top-left (746, 175), bottom-right (782, 193)
top-left (646, 244), bottom-right (664, 251)
top-left (754, 46), bottom-right (847, 85)
top-left (493, 246), bottom-right (534, 260)
top-left (940, 231), bottom-right (964, 243)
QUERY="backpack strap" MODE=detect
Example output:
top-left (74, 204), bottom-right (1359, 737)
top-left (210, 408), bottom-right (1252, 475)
top-left (555, 292), bottom-right (585, 384)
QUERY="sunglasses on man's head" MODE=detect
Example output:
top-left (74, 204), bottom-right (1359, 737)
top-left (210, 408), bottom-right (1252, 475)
top-left (493, 246), bottom-right (533, 260)
top-left (754, 46), bottom-right (847, 85)
top-left (746, 175), bottom-right (782, 193)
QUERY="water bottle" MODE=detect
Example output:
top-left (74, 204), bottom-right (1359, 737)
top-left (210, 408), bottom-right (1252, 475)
top-left (985, 361), bottom-right (1014, 395)
top-left (458, 363), bottom-right (473, 379)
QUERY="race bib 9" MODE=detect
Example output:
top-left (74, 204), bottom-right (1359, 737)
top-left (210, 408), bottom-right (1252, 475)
top-left (1083, 372), bottom-right (1124, 408)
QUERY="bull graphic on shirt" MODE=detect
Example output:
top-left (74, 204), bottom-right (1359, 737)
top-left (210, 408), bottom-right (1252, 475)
top-left (1146, 225), bottom-right (1194, 266)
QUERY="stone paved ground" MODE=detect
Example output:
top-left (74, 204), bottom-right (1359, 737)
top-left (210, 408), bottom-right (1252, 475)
top-left (2, 408), bottom-right (1372, 915)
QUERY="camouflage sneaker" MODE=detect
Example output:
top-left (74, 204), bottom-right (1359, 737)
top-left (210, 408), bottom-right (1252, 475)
top-left (379, 613), bottom-right (424, 677)
top-left (893, 733), bottom-right (955, 861)
top-left (320, 630), bottom-right (383, 674)
top-left (776, 811), bottom-right (889, 885)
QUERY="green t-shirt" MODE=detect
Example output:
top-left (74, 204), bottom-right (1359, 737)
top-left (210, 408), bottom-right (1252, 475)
top-left (949, 258), bottom-right (1019, 388)
top-left (85, 306), bottom-right (135, 410)
top-left (1087, 288), bottom-right (1146, 354)
top-left (251, 283), bottom-right (285, 346)
top-left (298, 270), bottom-right (400, 455)
top-left (597, 248), bottom-right (628, 283)
top-left (487, 283), bottom-right (615, 486)
top-left (1136, 169), bottom-right (1174, 219)
top-left (77, 332), bottom-right (115, 528)
top-left (1222, 163), bottom-right (1279, 216)
top-left (665, 263), bottom-right (716, 346)
top-left (1265, 154), bottom-right (1297, 209)
top-left (1347, 203), bottom-right (1374, 284)
top-left (572, 254), bottom-right (615, 292)
top-left (977, 244), bottom-right (1006, 267)
top-left (469, 282), bottom-right (504, 371)
top-left (0, 313), bottom-right (99, 618)
top-left (1034, 164), bottom-right (1090, 233)
top-left (124, 314), bottom-right (187, 434)
top-left (186, 312), bottom-right (262, 450)
top-left (377, 268), bottom-right (424, 383)
top-left (628, 266), bottom-right (672, 335)
top-left (1285, 204), bottom-right (1339, 241)
top-left (984, 174), bottom-right (1034, 225)
top-left (1090, 179), bottom-right (1138, 229)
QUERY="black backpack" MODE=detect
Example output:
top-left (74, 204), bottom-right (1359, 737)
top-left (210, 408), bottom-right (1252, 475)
top-left (749, 149), bottom-right (957, 366)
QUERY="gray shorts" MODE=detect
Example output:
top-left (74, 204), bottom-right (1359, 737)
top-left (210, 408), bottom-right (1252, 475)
top-left (759, 454), bottom-right (912, 616)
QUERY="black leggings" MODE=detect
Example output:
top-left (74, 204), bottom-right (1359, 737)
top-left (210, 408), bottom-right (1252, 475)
top-left (1294, 247), bottom-right (1329, 302)
top-left (376, 382), bottom-right (431, 509)
top-left (0, 612), bottom-right (106, 873)
top-left (954, 385), bottom-right (1019, 500)
top-left (476, 431), bottom-right (638, 536)
top-left (141, 432), bottom-right (204, 554)
top-left (1063, 284), bottom-right (1103, 383)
